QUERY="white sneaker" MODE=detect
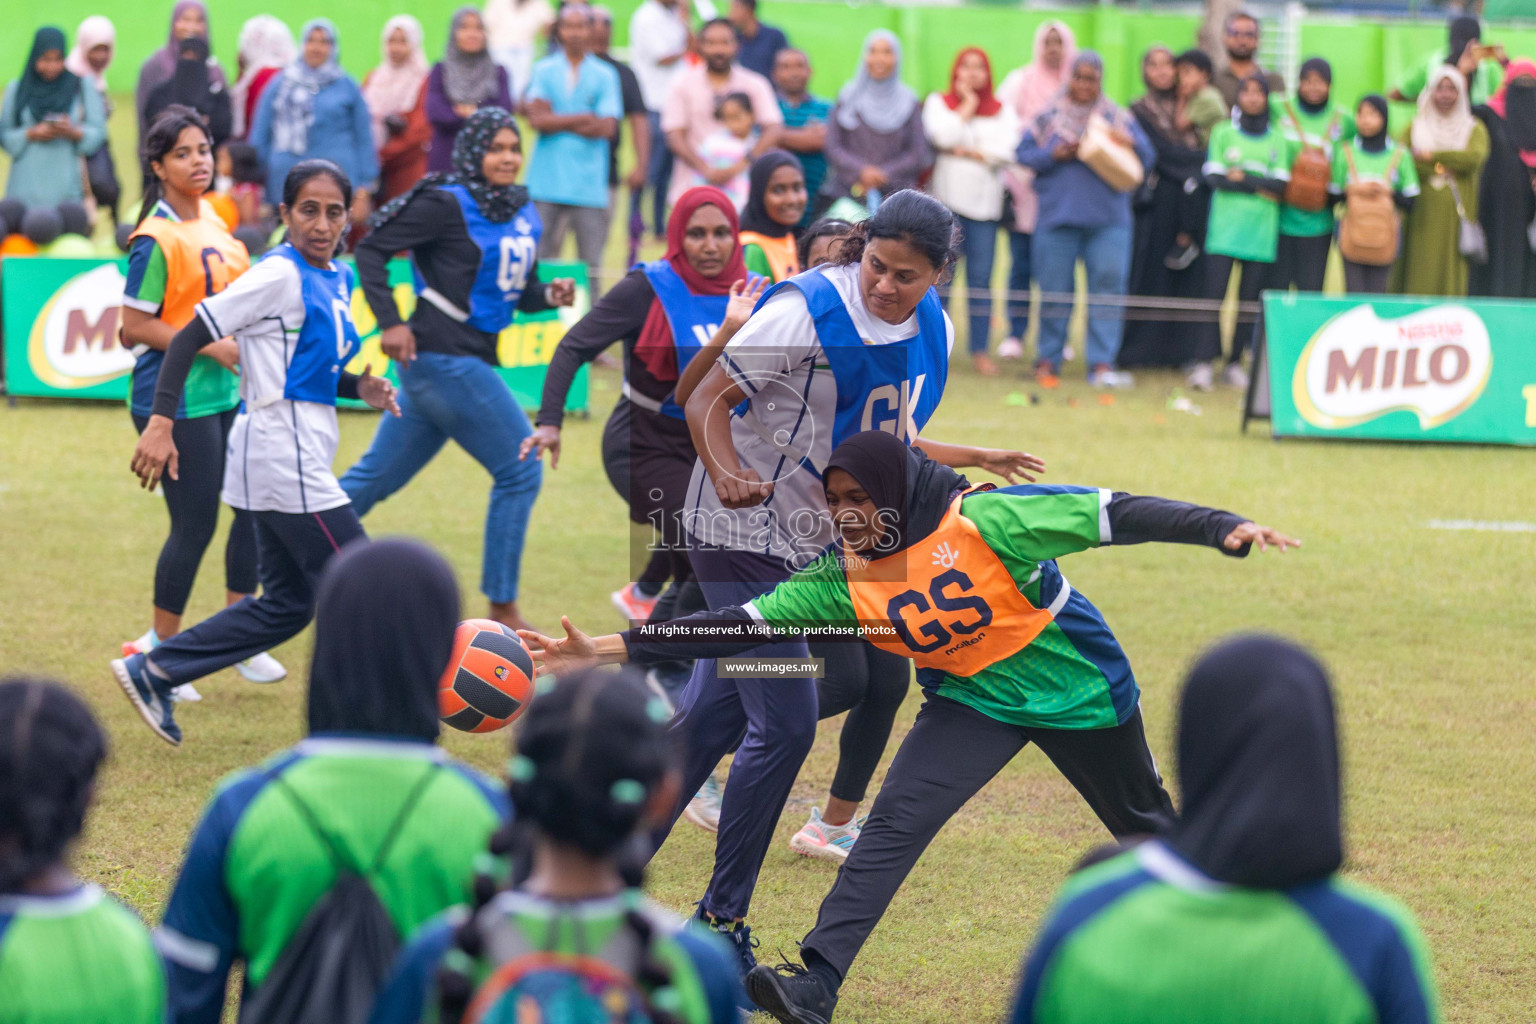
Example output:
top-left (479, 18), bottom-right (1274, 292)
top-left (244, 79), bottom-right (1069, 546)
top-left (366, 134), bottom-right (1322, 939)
top-left (1063, 343), bottom-right (1076, 364)
top-left (683, 773), bottom-right (722, 833)
top-left (996, 336), bottom-right (1024, 360)
top-left (1186, 362), bottom-right (1215, 392)
top-left (237, 652), bottom-right (287, 683)
top-left (788, 807), bottom-right (862, 863)
top-left (1088, 367), bottom-right (1135, 389)
top-left (1222, 362), bottom-right (1250, 391)
top-left (170, 683), bottom-right (203, 703)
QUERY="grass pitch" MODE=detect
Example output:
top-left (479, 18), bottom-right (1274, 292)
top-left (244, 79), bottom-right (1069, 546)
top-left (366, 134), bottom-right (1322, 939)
top-left (2, 363), bottom-right (1533, 1022)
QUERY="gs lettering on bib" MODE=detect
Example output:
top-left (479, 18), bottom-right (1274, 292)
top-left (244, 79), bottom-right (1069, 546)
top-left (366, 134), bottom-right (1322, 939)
top-left (266, 245), bottom-right (359, 406)
top-left (755, 269), bottom-right (949, 449)
top-left (641, 259), bottom-right (732, 420)
top-left (415, 184), bottom-right (542, 333)
top-left (844, 491), bottom-right (1053, 676)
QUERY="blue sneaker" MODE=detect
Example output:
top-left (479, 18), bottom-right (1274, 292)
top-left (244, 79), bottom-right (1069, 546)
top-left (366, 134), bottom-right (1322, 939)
top-left (692, 905), bottom-right (759, 981)
top-left (112, 653), bottom-right (181, 746)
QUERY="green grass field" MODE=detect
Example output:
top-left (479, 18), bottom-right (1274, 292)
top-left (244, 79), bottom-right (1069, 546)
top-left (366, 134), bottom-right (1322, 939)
top-left (3, 362), bottom-right (1534, 1021)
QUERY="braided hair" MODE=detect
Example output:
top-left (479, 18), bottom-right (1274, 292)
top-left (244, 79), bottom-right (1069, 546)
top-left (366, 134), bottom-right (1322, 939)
top-left (0, 678), bottom-right (108, 894)
top-left (436, 669), bottom-right (682, 1024)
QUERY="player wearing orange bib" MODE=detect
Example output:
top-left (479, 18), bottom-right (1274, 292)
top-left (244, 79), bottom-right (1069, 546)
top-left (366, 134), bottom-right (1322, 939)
top-left (523, 429), bottom-right (1301, 1024)
top-left (119, 105), bottom-right (285, 692)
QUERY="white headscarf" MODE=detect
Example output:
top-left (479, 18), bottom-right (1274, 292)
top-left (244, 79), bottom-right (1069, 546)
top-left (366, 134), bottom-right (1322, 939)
top-left (66, 16), bottom-right (114, 93)
top-left (363, 15), bottom-right (429, 148)
top-left (1411, 65), bottom-right (1476, 153)
top-left (835, 30), bottom-right (918, 135)
top-left (232, 15), bottom-right (296, 138)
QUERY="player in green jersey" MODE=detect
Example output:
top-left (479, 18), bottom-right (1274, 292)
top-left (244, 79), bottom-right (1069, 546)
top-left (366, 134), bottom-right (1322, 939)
top-left (368, 669), bottom-right (742, 1024)
top-left (1011, 635), bottom-right (1439, 1024)
top-left (0, 678), bottom-right (166, 1024)
top-left (156, 540), bottom-right (511, 1024)
top-left (522, 430), bottom-right (1299, 1023)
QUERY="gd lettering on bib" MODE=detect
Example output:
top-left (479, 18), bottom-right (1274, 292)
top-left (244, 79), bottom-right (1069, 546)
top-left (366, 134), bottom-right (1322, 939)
top-left (843, 493), bottom-right (1053, 676)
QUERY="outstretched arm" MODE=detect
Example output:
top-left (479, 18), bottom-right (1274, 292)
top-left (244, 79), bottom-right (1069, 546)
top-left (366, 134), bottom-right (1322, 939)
top-left (1106, 492), bottom-right (1299, 556)
top-left (914, 436), bottom-right (1046, 484)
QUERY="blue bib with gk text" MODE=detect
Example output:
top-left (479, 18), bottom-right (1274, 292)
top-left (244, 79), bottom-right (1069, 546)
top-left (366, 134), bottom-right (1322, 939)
top-left (266, 244), bottom-right (359, 406)
top-left (414, 184), bottom-right (543, 334)
top-left (753, 268), bottom-right (949, 448)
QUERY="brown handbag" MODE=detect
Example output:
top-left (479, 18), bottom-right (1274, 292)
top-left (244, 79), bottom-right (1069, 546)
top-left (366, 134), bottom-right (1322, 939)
top-left (1283, 103), bottom-right (1337, 212)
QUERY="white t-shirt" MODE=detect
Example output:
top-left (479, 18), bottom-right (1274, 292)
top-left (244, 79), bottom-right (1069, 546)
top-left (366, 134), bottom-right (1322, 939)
top-left (683, 263), bottom-right (955, 569)
top-left (628, 0), bottom-right (690, 110)
top-left (484, 0), bottom-right (555, 51)
top-left (194, 256), bottom-right (351, 515)
top-left (922, 93), bottom-right (1021, 222)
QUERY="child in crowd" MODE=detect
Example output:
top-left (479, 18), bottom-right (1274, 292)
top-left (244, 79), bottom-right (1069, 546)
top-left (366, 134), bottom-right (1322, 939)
top-left (213, 141), bottom-right (266, 230)
top-left (690, 92), bottom-right (758, 210)
top-left (368, 670), bottom-right (742, 1024)
top-left (0, 677), bottom-right (166, 1024)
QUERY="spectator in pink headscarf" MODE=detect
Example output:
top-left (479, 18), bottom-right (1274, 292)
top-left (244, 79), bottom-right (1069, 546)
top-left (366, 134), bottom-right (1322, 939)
top-left (995, 20), bottom-right (1076, 361)
top-left (68, 16), bottom-right (119, 222)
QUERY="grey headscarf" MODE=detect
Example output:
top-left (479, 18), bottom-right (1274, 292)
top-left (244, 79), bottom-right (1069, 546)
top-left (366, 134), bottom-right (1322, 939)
top-left (270, 18), bottom-right (345, 155)
top-left (835, 29), bottom-right (918, 134)
top-left (441, 7), bottom-right (501, 106)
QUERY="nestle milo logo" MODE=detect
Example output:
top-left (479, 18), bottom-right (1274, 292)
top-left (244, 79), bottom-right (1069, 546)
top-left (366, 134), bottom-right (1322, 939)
top-left (26, 263), bottom-right (136, 390)
top-left (1292, 304), bottom-right (1492, 430)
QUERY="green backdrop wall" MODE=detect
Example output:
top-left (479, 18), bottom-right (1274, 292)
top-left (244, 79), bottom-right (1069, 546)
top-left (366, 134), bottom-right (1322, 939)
top-left (11, 1), bottom-right (1536, 112)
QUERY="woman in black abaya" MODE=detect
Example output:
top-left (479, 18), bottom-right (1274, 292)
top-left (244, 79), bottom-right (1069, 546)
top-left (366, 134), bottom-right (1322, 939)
top-left (1471, 59), bottom-right (1536, 298)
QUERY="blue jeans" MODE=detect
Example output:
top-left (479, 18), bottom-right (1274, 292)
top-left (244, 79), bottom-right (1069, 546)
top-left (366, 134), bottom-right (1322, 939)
top-left (1032, 221), bottom-right (1132, 374)
top-left (1007, 228), bottom-right (1033, 338)
top-left (339, 351), bottom-right (541, 603)
top-left (647, 110), bottom-right (675, 236)
top-left (952, 215), bottom-right (998, 354)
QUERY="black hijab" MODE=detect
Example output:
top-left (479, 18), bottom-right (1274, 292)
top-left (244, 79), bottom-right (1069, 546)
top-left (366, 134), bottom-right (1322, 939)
top-left (823, 430), bottom-right (969, 555)
top-left (1296, 57), bottom-right (1331, 115)
top-left (738, 149), bottom-right (805, 239)
top-left (1448, 15), bottom-right (1481, 64)
top-left (1356, 94), bottom-right (1390, 152)
top-left (1236, 73), bottom-right (1271, 135)
top-left (1167, 635), bottom-right (1343, 889)
top-left (307, 538), bottom-right (461, 742)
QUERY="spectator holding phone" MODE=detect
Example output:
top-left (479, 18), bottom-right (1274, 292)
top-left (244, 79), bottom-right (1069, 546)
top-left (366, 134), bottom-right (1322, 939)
top-left (1, 26), bottom-right (107, 209)
top-left (1391, 15), bottom-right (1506, 106)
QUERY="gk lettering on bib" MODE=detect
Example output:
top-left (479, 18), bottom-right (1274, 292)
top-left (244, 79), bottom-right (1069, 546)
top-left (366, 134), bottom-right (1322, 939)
top-left (844, 493), bottom-right (1054, 675)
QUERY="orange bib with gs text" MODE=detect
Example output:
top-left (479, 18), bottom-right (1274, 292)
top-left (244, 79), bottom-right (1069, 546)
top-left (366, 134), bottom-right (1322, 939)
top-left (844, 492), bottom-right (1055, 676)
top-left (129, 201), bottom-right (250, 328)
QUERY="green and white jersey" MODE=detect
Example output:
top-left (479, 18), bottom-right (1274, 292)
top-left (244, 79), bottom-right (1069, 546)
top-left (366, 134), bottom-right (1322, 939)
top-left (0, 885), bottom-right (165, 1024)
top-left (156, 736), bottom-right (511, 1024)
top-left (744, 485), bottom-right (1139, 730)
top-left (1332, 136), bottom-right (1421, 198)
top-left (1274, 98), bottom-right (1356, 237)
top-left (1012, 842), bottom-right (1440, 1024)
top-left (1205, 120), bottom-right (1292, 262)
top-left (370, 891), bottom-right (742, 1024)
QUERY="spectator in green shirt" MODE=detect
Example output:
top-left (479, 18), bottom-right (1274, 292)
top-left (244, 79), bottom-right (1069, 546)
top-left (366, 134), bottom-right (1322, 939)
top-left (1272, 58), bottom-right (1354, 293)
top-left (1389, 15), bottom-right (1506, 107)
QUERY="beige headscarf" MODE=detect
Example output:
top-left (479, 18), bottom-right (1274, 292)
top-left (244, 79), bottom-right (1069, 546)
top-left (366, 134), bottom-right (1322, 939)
top-left (363, 15), bottom-right (429, 148)
top-left (1410, 65), bottom-right (1476, 153)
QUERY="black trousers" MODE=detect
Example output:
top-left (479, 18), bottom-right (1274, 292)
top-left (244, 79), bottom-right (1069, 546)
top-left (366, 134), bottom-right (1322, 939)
top-left (1271, 232), bottom-right (1332, 292)
top-left (133, 409), bottom-right (259, 614)
top-left (1343, 259), bottom-right (1391, 294)
top-left (809, 640), bottom-right (911, 804)
top-left (147, 506), bottom-right (366, 685)
top-left (1194, 253), bottom-right (1270, 365)
top-left (801, 696), bottom-right (1174, 980)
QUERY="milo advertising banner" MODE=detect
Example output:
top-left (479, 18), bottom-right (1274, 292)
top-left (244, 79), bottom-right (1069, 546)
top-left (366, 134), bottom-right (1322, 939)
top-left (2, 256), bottom-right (589, 413)
top-left (1261, 292), bottom-right (1536, 446)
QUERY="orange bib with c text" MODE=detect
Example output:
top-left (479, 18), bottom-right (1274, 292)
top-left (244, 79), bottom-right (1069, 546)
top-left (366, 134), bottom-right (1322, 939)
top-left (129, 200), bottom-right (250, 329)
top-left (844, 493), bottom-right (1054, 676)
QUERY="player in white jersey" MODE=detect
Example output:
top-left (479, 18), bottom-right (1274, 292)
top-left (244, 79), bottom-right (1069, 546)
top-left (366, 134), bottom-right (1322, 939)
top-left (112, 160), bottom-right (400, 747)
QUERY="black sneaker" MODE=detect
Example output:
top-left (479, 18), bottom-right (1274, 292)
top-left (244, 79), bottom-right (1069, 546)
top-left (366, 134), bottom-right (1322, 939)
top-left (691, 906), bottom-right (759, 979)
top-left (747, 960), bottom-right (838, 1024)
top-left (111, 652), bottom-right (182, 746)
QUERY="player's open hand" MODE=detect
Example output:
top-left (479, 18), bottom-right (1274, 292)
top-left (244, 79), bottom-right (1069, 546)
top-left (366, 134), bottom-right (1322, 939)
top-left (357, 365), bottom-right (401, 417)
top-left (519, 424), bottom-right (562, 467)
top-left (714, 467), bottom-right (774, 509)
top-left (975, 447), bottom-right (1047, 484)
top-left (1224, 522), bottom-right (1301, 554)
top-left (517, 616), bottom-right (600, 676)
top-left (131, 415), bottom-right (179, 491)
top-left (724, 276), bottom-right (768, 333)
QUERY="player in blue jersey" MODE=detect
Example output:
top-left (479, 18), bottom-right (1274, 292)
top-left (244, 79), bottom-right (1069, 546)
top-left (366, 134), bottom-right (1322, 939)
top-left (0, 677), bottom-right (166, 1024)
top-left (339, 108), bottom-right (576, 632)
top-left (114, 159), bottom-right (401, 747)
top-left (654, 190), bottom-right (1047, 979)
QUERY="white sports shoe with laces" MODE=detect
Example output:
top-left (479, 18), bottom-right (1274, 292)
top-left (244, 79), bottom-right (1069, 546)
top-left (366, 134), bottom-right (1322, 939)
top-left (789, 807), bottom-right (862, 863)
